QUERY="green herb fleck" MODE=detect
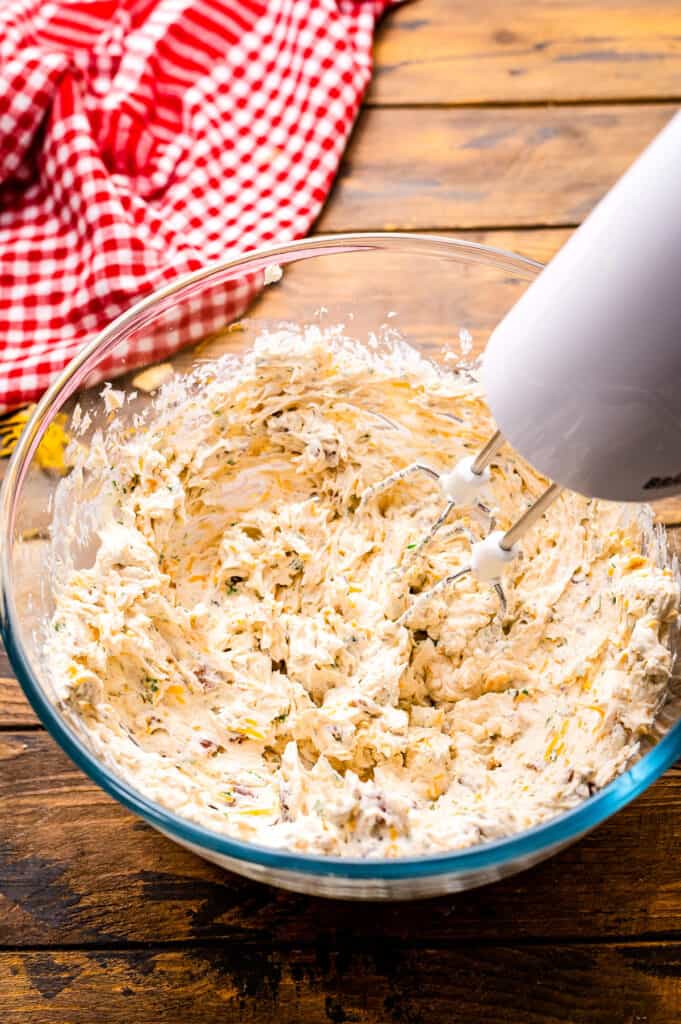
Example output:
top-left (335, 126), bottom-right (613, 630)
top-left (273, 708), bottom-right (290, 723)
top-left (141, 676), bottom-right (160, 703)
top-left (406, 543), bottom-right (417, 550)
top-left (53, 621), bottom-right (65, 632)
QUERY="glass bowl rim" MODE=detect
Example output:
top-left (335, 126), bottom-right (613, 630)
top-left (2, 231), bottom-right (680, 881)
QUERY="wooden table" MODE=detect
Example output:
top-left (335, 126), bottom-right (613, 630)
top-left (3, 3), bottom-right (681, 1021)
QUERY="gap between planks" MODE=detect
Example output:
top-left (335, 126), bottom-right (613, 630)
top-left (2, 935), bottom-right (681, 955)
top-left (363, 97), bottom-right (681, 110)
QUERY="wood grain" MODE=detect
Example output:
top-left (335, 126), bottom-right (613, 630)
top-left (316, 104), bottom-right (676, 231)
top-left (0, 643), bottom-right (37, 730)
top-left (1, 731), bottom-right (681, 947)
top-left (0, 678), bottom-right (38, 729)
top-left (372, 0), bottom-right (681, 105)
top-left (2, 943), bottom-right (681, 1024)
top-left (0, 647), bottom-right (12, 679)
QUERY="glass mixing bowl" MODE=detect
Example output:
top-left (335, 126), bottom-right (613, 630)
top-left (2, 233), bottom-right (680, 900)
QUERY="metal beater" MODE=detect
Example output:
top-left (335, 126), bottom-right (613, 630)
top-left (359, 429), bottom-right (561, 624)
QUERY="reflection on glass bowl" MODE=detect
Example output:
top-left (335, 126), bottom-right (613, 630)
top-left (2, 233), bottom-right (680, 900)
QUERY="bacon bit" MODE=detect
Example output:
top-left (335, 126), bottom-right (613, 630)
top-left (233, 784), bottom-right (255, 797)
top-left (195, 668), bottom-right (217, 691)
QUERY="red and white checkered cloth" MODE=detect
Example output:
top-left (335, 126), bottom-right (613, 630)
top-left (0, 0), bottom-right (393, 413)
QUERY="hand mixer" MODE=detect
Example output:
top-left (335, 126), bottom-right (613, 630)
top-left (372, 111), bottom-right (681, 625)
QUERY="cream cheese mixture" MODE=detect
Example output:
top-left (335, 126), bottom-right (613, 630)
top-left (45, 324), bottom-right (679, 856)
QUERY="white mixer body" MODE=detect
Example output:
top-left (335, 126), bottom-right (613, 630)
top-left (482, 111), bottom-right (681, 503)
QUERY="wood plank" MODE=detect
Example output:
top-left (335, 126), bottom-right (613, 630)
top-left (2, 943), bottom-right (681, 1023)
top-left (0, 678), bottom-right (38, 729)
top-left (0, 645), bottom-right (13, 680)
top-left (1, 731), bottom-right (681, 946)
top-left (372, 0), bottom-right (681, 105)
top-left (316, 104), bottom-right (676, 231)
top-left (0, 640), bottom-right (37, 729)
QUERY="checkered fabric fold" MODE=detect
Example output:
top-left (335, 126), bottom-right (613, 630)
top-left (0, 0), bottom-right (392, 413)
